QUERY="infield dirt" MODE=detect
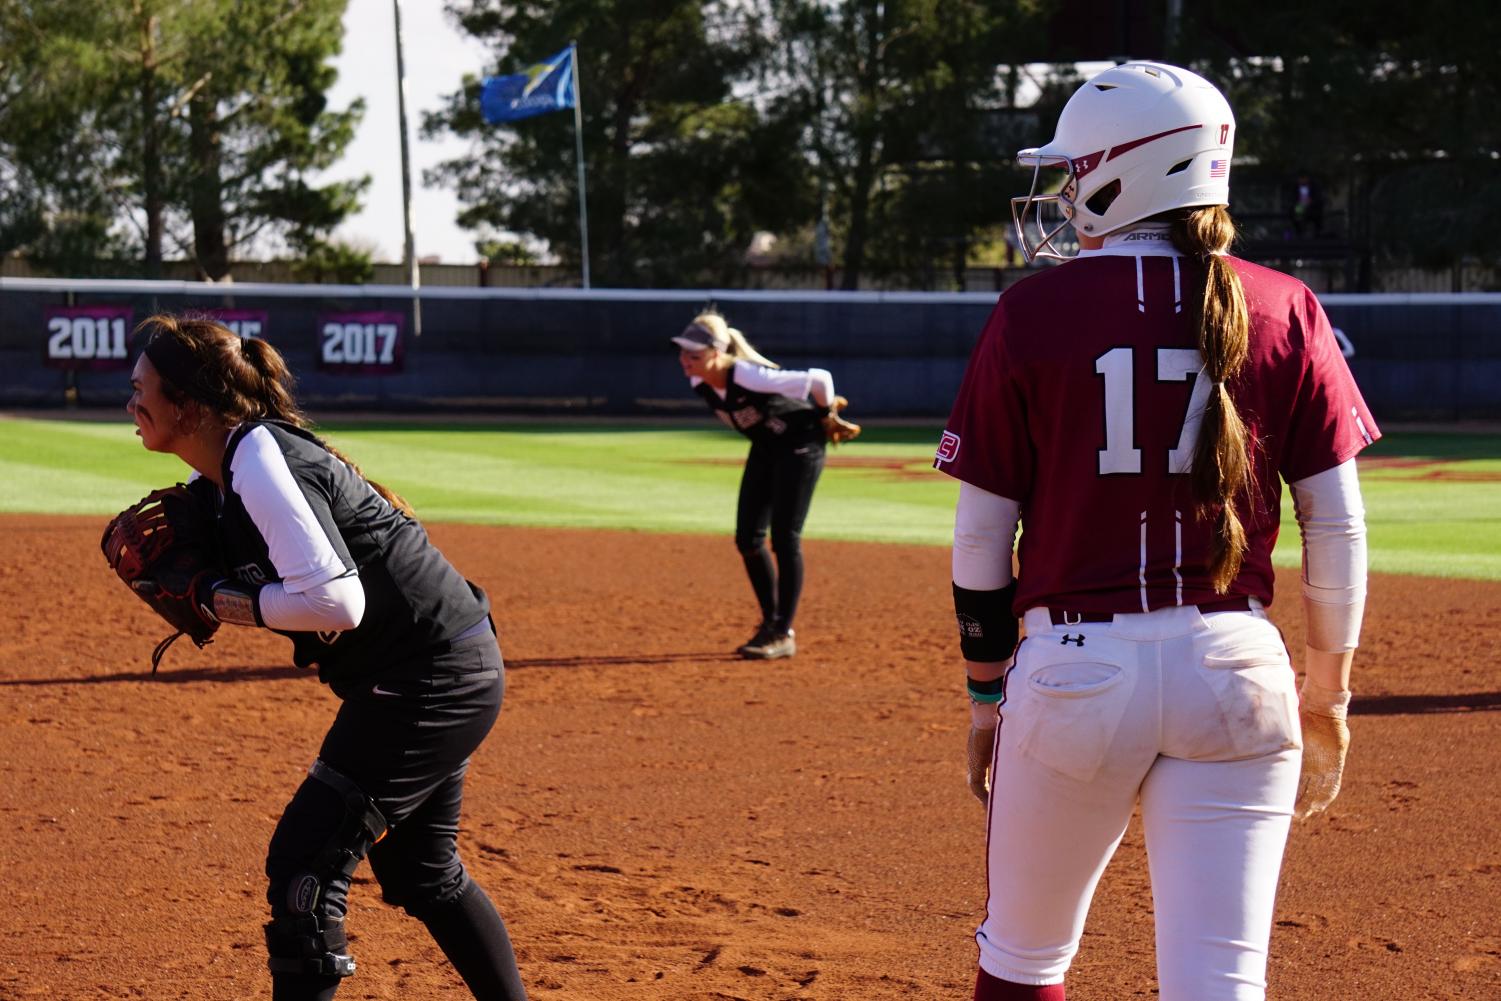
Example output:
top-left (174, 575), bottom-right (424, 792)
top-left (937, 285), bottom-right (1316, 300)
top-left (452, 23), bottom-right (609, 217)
top-left (2, 517), bottom-right (1498, 1000)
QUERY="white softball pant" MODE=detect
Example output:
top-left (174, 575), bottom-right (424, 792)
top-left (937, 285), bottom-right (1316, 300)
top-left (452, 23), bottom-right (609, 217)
top-left (977, 603), bottom-right (1302, 1001)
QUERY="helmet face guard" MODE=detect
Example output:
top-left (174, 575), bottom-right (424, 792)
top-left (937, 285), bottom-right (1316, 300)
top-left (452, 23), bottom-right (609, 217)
top-left (1010, 152), bottom-right (1076, 263)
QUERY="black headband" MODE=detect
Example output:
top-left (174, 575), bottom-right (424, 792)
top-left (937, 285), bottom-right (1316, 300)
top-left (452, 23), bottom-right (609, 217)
top-left (142, 330), bottom-right (218, 407)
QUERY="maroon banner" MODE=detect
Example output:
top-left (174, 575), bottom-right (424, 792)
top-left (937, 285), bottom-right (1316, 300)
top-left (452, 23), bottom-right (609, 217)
top-left (43, 306), bottom-right (134, 370)
top-left (207, 309), bottom-right (269, 340)
top-left (316, 311), bottom-right (405, 374)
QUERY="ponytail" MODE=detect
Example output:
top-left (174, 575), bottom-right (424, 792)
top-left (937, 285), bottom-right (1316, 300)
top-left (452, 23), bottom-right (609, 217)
top-left (723, 326), bottom-right (779, 369)
top-left (693, 311), bottom-right (780, 369)
top-left (235, 336), bottom-right (414, 516)
top-left (137, 312), bottom-right (416, 518)
top-left (1169, 207), bottom-right (1254, 593)
top-left (236, 337), bottom-right (303, 426)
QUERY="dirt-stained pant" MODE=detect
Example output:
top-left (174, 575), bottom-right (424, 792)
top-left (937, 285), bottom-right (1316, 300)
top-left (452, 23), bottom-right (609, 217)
top-left (978, 603), bottom-right (1301, 1001)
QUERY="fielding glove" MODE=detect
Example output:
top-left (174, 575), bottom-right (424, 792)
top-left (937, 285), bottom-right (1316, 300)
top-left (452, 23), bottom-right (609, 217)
top-left (822, 395), bottom-right (861, 445)
top-left (102, 483), bottom-right (225, 672)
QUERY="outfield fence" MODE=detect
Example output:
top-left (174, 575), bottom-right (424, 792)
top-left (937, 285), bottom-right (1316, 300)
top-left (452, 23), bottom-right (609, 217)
top-left (2, 277), bottom-right (1497, 419)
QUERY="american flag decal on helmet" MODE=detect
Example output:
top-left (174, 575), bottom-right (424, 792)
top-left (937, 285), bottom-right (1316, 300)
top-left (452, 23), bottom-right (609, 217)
top-left (1209, 159), bottom-right (1229, 178)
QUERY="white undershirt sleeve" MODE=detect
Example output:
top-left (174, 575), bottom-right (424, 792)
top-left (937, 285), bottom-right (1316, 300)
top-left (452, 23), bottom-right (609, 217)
top-left (225, 426), bottom-right (365, 633)
top-left (952, 481), bottom-right (1021, 591)
top-left (255, 573), bottom-right (366, 632)
top-left (733, 360), bottom-right (821, 401)
top-left (1290, 458), bottom-right (1368, 652)
top-left (806, 368), bottom-right (835, 409)
top-left (695, 363), bottom-right (836, 407)
top-left (230, 426), bottom-right (351, 593)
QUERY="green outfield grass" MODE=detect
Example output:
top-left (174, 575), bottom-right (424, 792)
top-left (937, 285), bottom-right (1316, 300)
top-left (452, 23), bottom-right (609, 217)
top-left (2, 416), bottom-right (1497, 580)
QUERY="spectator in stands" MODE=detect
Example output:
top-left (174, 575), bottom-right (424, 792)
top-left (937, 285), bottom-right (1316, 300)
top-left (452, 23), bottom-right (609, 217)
top-left (1288, 172), bottom-right (1325, 239)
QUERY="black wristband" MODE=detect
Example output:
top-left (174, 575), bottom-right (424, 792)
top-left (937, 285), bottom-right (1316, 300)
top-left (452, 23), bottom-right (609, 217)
top-left (953, 580), bottom-right (1019, 662)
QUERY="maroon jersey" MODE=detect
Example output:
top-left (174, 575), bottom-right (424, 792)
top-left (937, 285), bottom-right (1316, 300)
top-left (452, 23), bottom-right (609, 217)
top-left (936, 250), bottom-right (1379, 614)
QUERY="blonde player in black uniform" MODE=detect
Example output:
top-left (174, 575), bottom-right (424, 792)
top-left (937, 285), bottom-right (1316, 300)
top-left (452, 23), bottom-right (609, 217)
top-left (674, 311), bottom-right (859, 660)
top-left (124, 314), bottom-right (526, 1001)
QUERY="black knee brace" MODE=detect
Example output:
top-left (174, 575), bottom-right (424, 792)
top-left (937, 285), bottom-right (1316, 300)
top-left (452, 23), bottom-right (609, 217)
top-left (264, 760), bottom-right (387, 979)
top-left (264, 913), bottom-right (355, 979)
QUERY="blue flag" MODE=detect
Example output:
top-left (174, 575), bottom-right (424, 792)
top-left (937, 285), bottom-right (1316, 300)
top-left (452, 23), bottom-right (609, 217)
top-left (480, 46), bottom-right (576, 123)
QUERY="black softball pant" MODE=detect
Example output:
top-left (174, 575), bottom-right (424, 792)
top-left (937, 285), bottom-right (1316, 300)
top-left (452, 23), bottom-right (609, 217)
top-left (265, 629), bottom-right (526, 1000)
top-left (734, 438), bottom-right (826, 633)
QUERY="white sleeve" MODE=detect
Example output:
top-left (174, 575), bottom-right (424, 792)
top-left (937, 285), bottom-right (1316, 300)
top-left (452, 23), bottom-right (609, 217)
top-left (229, 426), bottom-right (351, 593)
top-left (256, 574), bottom-right (366, 632)
top-left (806, 368), bottom-right (835, 408)
top-left (952, 481), bottom-right (1021, 591)
top-left (1290, 458), bottom-right (1368, 652)
top-left (732, 359), bottom-right (819, 400)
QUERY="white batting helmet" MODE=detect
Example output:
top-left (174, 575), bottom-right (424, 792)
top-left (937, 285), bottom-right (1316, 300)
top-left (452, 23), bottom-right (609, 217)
top-left (1012, 62), bottom-right (1235, 262)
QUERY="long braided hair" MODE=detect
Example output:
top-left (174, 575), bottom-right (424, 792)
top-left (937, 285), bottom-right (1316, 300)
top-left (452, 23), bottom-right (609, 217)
top-left (1167, 206), bottom-right (1255, 593)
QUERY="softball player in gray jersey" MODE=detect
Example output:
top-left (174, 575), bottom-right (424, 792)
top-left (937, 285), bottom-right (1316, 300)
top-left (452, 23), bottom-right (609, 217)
top-left (936, 63), bottom-right (1377, 1001)
top-left (125, 314), bottom-right (526, 1001)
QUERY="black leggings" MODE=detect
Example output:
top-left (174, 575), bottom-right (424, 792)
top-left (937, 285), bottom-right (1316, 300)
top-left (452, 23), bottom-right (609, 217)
top-left (265, 631), bottom-right (526, 1000)
top-left (733, 439), bottom-right (826, 633)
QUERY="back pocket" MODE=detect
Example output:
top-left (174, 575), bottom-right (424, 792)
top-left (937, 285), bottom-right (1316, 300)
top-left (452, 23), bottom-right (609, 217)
top-left (1013, 658), bottom-right (1134, 783)
top-left (1199, 647), bottom-right (1300, 759)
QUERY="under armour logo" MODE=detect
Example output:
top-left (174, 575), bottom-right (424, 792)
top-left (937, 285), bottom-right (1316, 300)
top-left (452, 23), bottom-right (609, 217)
top-left (1060, 634), bottom-right (1085, 646)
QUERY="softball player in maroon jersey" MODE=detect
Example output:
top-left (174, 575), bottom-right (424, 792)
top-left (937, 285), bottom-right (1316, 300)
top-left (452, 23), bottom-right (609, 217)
top-left (936, 63), bottom-right (1377, 1001)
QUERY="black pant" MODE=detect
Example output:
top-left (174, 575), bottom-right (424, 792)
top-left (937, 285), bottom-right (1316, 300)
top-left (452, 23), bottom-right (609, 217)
top-left (734, 438), bottom-right (825, 633)
top-left (265, 629), bottom-right (526, 1000)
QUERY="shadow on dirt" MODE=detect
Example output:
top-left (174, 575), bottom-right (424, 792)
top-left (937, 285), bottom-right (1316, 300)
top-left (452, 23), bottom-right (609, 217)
top-left (1351, 691), bottom-right (1501, 715)
top-left (0, 664), bottom-right (304, 685)
top-left (504, 651), bottom-right (744, 669)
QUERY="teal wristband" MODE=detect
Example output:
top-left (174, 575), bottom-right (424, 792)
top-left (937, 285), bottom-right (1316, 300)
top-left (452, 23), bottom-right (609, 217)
top-left (967, 675), bottom-right (1005, 704)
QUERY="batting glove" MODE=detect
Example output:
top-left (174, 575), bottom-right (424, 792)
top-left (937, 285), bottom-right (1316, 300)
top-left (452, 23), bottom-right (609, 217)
top-left (1294, 678), bottom-right (1351, 820)
top-left (966, 701), bottom-right (999, 807)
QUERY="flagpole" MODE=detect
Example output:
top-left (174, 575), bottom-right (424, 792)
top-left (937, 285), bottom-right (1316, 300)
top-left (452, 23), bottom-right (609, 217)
top-left (392, 0), bottom-right (422, 334)
top-left (569, 41), bottom-right (591, 289)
